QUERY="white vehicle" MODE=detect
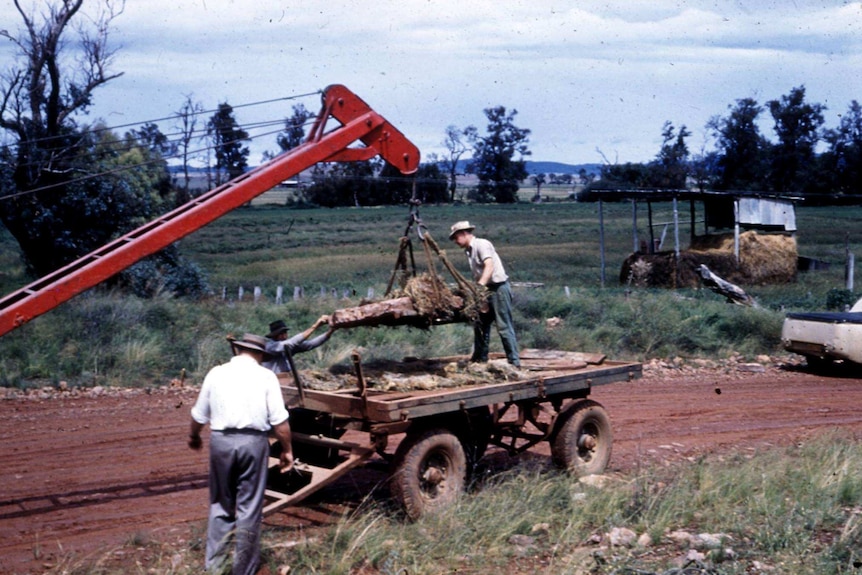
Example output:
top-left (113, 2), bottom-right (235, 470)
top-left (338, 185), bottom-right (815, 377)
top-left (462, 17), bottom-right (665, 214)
top-left (781, 298), bottom-right (862, 369)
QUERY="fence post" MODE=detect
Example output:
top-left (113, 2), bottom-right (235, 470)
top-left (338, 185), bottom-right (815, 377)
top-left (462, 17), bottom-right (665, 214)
top-left (276, 285), bottom-right (283, 304)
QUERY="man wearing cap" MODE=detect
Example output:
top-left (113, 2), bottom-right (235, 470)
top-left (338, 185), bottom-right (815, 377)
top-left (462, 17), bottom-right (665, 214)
top-left (262, 315), bottom-right (335, 374)
top-left (188, 333), bottom-right (294, 575)
top-left (449, 221), bottom-right (521, 367)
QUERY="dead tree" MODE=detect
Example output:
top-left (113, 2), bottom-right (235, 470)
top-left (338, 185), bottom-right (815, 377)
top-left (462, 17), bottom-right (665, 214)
top-left (698, 264), bottom-right (758, 307)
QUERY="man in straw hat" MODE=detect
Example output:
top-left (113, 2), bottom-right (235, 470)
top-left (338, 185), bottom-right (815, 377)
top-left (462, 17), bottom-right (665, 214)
top-left (262, 314), bottom-right (335, 374)
top-left (449, 220), bottom-right (521, 367)
top-left (188, 333), bottom-right (294, 575)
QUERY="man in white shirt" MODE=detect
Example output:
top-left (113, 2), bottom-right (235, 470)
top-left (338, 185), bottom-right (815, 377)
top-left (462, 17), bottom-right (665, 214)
top-left (188, 333), bottom-right (293, 575)
top-left (449, 220), bottom-right (521, 367)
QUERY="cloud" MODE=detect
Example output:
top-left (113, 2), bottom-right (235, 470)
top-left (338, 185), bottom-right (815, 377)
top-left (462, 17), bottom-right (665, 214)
top-left (1, 0), bottom-right (859, 164)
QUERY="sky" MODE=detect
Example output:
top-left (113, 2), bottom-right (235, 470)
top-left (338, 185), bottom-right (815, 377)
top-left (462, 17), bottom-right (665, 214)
top-left (1, 0), bottom-right (861, 167)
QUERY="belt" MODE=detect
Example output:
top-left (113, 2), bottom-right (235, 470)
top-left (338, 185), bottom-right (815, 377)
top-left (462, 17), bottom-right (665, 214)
top-left (214, 428), bottom-right (269, 436)
top-left (485, 280), bottom-right (508, 290)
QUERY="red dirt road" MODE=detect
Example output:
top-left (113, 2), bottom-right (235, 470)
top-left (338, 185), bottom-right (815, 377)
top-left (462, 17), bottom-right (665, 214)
top-left (2, 360), bottom-right (862, 574)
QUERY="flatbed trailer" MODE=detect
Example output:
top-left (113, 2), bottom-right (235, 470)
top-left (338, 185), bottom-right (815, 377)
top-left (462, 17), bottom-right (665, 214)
top-left (264, 349), bottom-right (641, 519)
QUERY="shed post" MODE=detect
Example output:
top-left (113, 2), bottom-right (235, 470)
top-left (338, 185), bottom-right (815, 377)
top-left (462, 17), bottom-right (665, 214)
top-left (631, 199), bottom-right (638, 253)
top-left (690, 200), bottom-right (696, 243)
top-left (599, 199), bottom-right (606, 287)
top-left (647, 201), bottom-right (655, 253)
top-left (672, 196), bottom-right (680, 257)
top-left (734, 199), bottom-right (740, 262)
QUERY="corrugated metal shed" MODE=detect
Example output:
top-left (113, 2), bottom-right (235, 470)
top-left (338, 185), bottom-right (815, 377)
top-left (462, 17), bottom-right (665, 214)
top-left (737, 197), bottom-right (796, 231)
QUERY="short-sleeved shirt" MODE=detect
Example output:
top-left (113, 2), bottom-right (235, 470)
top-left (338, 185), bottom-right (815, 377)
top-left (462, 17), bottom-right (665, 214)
top-left (465, 237), bottom-right (508, 284)
top-left (191, 354), bottom-right (289, 432)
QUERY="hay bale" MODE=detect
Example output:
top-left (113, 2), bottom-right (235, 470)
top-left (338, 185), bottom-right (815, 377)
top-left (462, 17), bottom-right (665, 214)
top-left (738, 231), bottom-right (797, 284)
top-left (621, 231), bottom-right (797, 288)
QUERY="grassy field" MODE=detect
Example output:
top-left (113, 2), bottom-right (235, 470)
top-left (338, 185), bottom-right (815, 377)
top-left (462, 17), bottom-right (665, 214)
top-left (5, 200), bottom-right (862, 575)
top-left (1, 200), bottom-right (861, 388)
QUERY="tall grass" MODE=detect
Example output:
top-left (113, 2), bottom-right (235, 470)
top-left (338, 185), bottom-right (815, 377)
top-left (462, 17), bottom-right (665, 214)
top-left (1, 202), bottom-right (859, 388)
top-left (253, 431), bottom-right (862, 574)
top-left (48, 432), bottom-right (862, 574)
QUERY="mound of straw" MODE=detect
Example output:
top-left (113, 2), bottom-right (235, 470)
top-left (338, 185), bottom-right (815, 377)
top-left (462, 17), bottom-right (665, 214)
top-left (621, 231), bottom-right (797, 288)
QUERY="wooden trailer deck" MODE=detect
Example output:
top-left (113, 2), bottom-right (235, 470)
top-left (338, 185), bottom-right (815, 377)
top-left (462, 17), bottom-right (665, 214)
top-left (279, 351), bottom-right (641, 422)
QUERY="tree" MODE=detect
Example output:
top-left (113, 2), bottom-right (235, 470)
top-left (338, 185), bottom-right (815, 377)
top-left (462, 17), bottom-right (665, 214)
top-left (441, 125), bottom-right (475, 202)
top-left (530, 173), bottom-right (546, 202)
top-left (207, 102), bottom-right (249, 185)
top-left (276, 104), bottom-right (314, 153)
top-left (822, 100), bottom-right (862, 196)
top-left (766, 85), bottom-right (825, 194)
top-left (127, 122), bottom-right (174, 197)
top-left (654, 121), bottom-right (691, 188)
top-left (0, 0), bottom-right (127, 276)
top-left (468, 106), bottom-right (531, 203)
top-left (174, 94), bottom-right (204, 203)
top-left (708, 97), bottom-right (769, 191)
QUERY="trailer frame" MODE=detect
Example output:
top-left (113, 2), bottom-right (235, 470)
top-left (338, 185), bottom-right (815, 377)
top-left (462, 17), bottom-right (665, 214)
top-left (264, 349), bottom-right (641, 519)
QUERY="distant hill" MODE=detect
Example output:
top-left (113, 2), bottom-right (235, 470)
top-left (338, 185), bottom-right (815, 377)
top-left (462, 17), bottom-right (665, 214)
top-left (450, 159), bottom-right (601, 176)
top-left (524, 161), bottom-right (602, 176)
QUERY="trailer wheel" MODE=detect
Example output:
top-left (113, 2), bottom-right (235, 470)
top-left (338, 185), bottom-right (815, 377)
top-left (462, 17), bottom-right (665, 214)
top-left (551, 400), bottom-right (612, 476)
top-left (391, 428), bottom-right (467, 520)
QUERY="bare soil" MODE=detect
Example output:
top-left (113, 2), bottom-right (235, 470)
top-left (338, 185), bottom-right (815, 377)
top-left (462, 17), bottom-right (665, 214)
top-left (3, 359), bottom-right (862, 574)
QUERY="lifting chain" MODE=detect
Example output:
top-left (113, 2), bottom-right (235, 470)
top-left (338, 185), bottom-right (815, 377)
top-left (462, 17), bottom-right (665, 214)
top-left (384, 183), bottom-right (487, 324)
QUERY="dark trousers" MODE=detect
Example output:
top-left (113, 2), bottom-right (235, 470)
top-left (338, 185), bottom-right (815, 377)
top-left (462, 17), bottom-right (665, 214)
top-left (472, 281), bottom-right (520, 366)
top-left (206, 430), bottom-right (269, 575)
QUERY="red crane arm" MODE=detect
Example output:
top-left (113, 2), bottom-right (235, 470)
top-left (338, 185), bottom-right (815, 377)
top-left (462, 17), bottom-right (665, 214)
top-left (0, 84), bottom-right (420, 338)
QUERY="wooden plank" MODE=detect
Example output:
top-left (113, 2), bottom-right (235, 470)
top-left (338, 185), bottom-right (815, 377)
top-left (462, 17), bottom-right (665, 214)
top-left (263, 438), bottom-right (375, 516)
top-left (518, 348), bottom-right (607, 365)
top-left (522, 360), bottom-right (588, 371)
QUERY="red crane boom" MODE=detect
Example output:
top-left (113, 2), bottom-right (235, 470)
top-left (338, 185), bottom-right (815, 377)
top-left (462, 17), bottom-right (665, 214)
top-left (0, 84), bottom-right (420, 338)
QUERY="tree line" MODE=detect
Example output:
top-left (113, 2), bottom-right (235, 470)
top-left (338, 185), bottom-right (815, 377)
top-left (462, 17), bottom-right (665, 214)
top-left (589, 88), bottom-right (861, 201)
top-left (1, 1), bottom-right (860, 300)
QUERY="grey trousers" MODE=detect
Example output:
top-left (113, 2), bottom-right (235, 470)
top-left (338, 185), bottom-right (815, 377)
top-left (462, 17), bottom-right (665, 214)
top-left (472, 280), bottom-right (520, 366)
top-left (206, 429), bottom-right (269, 575)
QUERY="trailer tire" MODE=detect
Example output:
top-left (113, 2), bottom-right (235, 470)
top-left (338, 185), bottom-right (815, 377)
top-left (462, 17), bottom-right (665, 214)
top-left (391, 428), bottom-right (467, 520)
top-left (550, 400), bottom-right (612, 476)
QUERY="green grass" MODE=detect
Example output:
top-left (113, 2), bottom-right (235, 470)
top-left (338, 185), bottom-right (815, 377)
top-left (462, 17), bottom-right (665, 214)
top-left (1, 201), bottom-right (861, 388)
top-left (45, 432), bottom-right (862, 574)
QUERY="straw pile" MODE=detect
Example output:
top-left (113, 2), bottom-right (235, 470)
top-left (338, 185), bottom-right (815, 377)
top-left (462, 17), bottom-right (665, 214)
top-left (296, 358), bottom-right (525, 392)
top-left (620, 231), bottom-right (797, 288)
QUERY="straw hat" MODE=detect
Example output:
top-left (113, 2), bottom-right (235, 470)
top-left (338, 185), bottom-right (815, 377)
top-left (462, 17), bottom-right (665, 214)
top-left (449, 220), bottom-right (475, 239)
